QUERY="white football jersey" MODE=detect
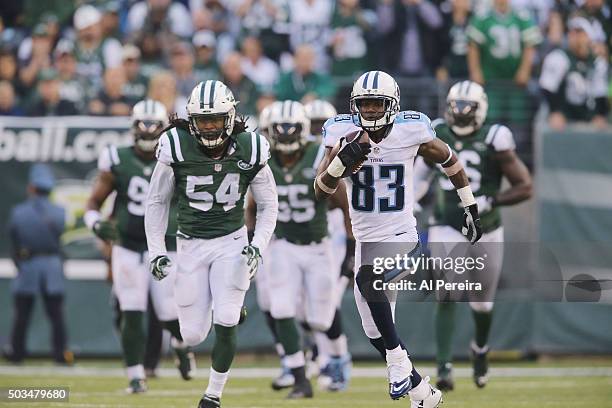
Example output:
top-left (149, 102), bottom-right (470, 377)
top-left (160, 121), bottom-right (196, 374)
top-left (323, 112), bottom-right (436, 242)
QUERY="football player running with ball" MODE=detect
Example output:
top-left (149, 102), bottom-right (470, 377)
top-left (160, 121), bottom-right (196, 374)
top-left (315, 71), bottom-right (483, 407)
top-left (144, 80), bottom-right (278, 408)
top-left (85, 99), bottom-right (194, 393)
top-left (414, 81), bottom-right (532, 391)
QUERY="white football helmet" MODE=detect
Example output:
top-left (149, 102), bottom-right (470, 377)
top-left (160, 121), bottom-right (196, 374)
top-left (268, 100), bottom-right (310, 154)
top-left (304, 99), bottom-right (337, 138)
top-left (445, 80), bottom-right (488, 136)
top-left (258, 101), bottom-right (281, 138)
top-left (186, 80), bottom-right (237, 149)
top-left (131, 99), bottom-right (168, 152)
top-left (350, 70), bottom-right (400, 134)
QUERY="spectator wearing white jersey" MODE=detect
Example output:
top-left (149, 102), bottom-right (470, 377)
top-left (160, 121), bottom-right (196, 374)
top-left (71, 5), bottom-right (122, 99)
top-left (241, 36), bottom-right (279, 92)
top-left (127, 0), bottom-right (193, 38)
top-left (288, 0), bottom-right (334, 71)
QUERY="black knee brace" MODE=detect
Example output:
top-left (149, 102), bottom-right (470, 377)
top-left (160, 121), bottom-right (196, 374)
top-left (325, 309), bottom-right (343, 340)
top-left (355, 265), bottom-right (386, 303)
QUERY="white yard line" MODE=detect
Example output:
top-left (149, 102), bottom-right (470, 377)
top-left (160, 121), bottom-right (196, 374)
top-left (1, 365), bottom-right (611, 378)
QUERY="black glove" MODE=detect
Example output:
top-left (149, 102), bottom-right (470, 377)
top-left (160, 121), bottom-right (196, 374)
top-left (341, 238), bottom-right (356, 280)
top-left (92, 220), bottom-right (118, 242)
top-left (462, 203), bottom-right (483, 244)
top-left (337, 138), bottom-right (371, 169)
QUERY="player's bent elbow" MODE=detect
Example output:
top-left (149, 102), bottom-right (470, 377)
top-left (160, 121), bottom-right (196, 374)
top-left (522, 181), bottom-right (534, 201)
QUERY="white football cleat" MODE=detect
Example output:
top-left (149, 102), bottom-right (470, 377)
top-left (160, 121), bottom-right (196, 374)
top-left (410, 376), bottom-right (443, 408)
top-left (386, 349), bottom-right (413, 399)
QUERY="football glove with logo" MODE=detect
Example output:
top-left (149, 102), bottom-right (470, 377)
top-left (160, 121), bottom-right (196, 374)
top-left (462, 203), bottom-right (483, 244)
top-left (150, 255), bottom-right (172, 281)
top-left (241, 245), bottom-right (261, 280)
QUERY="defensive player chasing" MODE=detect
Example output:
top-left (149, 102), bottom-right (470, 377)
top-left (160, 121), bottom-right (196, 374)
top-left (248, 100), bottom-right (353, 398)
top-left (414, 81), bottom-right (532, 391)
top-left (85, 99), bottom-right (194, 393)
top-left (250, 101), bottom-right (296, 390)
top-left (305, 99), bottom-right (338, 143)
top-left (144, 80), bottom-right (278, 408)
top-left (306, 98), bottom-right (355, 389)
top-left (314, 71), bottom-right (483, 407)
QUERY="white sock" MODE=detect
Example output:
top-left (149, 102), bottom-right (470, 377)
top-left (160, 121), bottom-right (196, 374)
top-left (386, 345), bottom-right (407, 362)
top-left (275, 342), bottom-right (285, 357)
top-left (284, 351), bottom-right (306, 369)
top-left (314, 332), bottom-right (330, 356)
top-left (328, 334), bottom-right (348, 357)
top-left (205, 368), bottom-right (229, 398)
top-left (126, 364), bottom-right (145, 380)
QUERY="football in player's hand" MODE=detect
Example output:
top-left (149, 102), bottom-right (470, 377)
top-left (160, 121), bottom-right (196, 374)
top-left (329, 130), bottom-right (371, 177)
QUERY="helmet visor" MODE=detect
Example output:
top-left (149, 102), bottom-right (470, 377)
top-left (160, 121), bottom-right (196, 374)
top-left (271, 122), bottom-right (303, 153)
top-left (447, 100), bottom-right (479, 129)
top-left (191, 113), bottom-right (227, 138)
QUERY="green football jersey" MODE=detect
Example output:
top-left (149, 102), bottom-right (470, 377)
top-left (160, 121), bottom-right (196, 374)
top-left (157, 126), bottom-right (270, 239)
top-left (431, 120), bottom-right (515, 234)
top-left (467, 9), bottom-right (542, 80)
top-left (539, 48), bottom-right (608, 121)
top-left (269, 142), bottom-right (328, 244)
top-left (101, 145), bottom-right (178, 252)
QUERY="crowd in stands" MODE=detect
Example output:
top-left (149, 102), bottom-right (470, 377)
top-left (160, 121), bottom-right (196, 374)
top-left (0, 0), bottom-right (609, 132)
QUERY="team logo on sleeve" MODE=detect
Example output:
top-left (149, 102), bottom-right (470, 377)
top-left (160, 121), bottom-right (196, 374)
top-left (237, 160), bottom-right (254, 170)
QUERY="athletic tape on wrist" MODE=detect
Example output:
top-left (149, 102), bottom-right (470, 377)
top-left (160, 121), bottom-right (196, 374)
top-left (316, 175), bottom-right (337, 195)
top-left (327, 156), bottom-right (346, 178)
top-left (457, 186), bottom-right (476, 207)
top-left (84, 210), bottom-right (101, 230)
top-left (443, 161), bottom-right (462, 177)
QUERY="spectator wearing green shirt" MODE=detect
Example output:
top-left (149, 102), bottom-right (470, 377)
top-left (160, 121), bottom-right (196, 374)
top-left (466, 0), bottom-right (542, 123)
top-left (120, 44), bottom-right (149, 107)
top-left (193, 30), bottom-right (220, 82)
top-left (539, 17), bottom-right (609, 131)
top-left (274, 45), bottom-right (336, 104)
top-left (53, 40), bottom-right (87, 114)
top-left (329, 0), bottom-right (375, 77)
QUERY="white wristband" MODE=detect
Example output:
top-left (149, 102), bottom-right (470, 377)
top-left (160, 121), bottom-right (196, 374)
top-left (327, 156), bottom-right (346, 178)
top-left (84, 210), bottom-right (101, 230)
top-left (457, 186), bottom-right (476, 207)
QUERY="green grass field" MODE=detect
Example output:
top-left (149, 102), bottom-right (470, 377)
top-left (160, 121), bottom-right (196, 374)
top-left (1, 359), bottom-right (611, 408)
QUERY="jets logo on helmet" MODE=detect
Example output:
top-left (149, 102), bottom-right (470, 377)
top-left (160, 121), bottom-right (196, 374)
top-left (186, 80), bottom-right (237, 149)
top-left (268, 100), bottom-right (310, 155)
top-left (445, 80), bottom-right (488, 136)
top-left (304, 99), bottom-right (337, 140)
top-left (131, 99), bottom-right (168, 152)
top-left (350, 70), bottom-right (400, 135)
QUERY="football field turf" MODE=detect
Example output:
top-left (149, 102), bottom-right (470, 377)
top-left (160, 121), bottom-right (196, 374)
top-left (1, 360), bottom-right (611, 408)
